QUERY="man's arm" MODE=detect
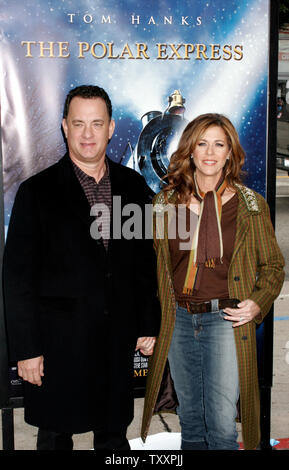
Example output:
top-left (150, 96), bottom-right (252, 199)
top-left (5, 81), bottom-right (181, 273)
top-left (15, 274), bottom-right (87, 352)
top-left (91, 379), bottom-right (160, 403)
top-left (3, 181), bottom-right (43, 362)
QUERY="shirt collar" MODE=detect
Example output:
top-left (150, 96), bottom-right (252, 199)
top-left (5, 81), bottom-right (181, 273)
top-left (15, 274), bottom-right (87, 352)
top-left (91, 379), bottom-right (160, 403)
top-left (71, 157), bottom-right (110, 183)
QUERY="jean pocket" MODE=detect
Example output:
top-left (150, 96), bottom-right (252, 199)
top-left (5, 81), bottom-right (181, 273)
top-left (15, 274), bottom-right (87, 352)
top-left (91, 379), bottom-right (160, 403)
top-left (218, 310), bottom-right (226, 320)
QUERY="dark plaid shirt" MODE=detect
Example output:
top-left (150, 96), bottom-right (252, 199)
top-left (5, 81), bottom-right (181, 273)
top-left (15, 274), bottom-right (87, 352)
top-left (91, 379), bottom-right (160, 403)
top-left (72, 159), bottom-right (111, 249)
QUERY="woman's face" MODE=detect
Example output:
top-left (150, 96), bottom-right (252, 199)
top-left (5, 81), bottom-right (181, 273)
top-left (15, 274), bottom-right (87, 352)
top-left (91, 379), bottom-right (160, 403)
top-left (192, 125), bottom-right (230, 184)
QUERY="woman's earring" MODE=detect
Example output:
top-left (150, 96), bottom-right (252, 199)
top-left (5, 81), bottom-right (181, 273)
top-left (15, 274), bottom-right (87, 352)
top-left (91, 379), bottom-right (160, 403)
top-left (190, 154), bottom-right (194, 160)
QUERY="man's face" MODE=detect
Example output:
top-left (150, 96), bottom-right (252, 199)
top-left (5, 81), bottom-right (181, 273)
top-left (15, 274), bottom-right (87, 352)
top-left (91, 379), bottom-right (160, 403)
top-left (62, 96), bottom-right (115, 166)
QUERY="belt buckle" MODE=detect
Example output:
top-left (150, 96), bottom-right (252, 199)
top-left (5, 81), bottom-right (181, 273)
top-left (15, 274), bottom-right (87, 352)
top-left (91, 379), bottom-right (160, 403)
top-left (210, 299), bottom-right (219, 312)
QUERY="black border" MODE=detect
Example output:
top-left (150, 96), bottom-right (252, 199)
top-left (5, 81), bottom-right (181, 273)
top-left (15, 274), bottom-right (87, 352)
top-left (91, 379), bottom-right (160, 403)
top-left (257, 0), bottom-right (279, 450)
top-left (0, 120), bottom-right (9, 408)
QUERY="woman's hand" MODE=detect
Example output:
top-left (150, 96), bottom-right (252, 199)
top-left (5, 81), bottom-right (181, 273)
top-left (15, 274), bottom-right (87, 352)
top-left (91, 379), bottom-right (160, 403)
top-left (223, 299), bottom-right (261, 327)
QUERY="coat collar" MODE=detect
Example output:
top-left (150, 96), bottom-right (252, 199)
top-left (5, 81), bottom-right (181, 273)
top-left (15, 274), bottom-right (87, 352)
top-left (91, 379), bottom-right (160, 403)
top-left (56, 153), bottom-right (129, 219)
top-left (231, 185), bottom-right (251, 265)
top-left (157, 184), bottom-right (260, 213)
top-left (230, 184), bottom-right (260, 265)
top-left (56, 154), bottom-right (132, 253)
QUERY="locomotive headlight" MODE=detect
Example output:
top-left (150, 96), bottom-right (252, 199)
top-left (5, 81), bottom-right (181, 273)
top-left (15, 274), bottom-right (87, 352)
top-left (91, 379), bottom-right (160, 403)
top-left (136, 113), bottom-right (187, 193)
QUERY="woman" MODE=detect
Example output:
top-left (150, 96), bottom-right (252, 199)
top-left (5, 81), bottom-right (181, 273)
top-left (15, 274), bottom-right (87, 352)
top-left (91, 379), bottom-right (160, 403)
top-left (141, 113), bottom-right (285, 450)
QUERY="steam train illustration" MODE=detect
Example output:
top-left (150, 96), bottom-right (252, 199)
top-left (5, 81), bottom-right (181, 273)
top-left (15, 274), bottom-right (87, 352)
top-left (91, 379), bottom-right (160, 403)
top-left (124, 90), bottom-right (188, 194)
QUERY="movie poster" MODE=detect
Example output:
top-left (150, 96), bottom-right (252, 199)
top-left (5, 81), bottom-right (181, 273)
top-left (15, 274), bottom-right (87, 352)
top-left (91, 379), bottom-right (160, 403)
top-left (0, 0), bottom-right (271, 396)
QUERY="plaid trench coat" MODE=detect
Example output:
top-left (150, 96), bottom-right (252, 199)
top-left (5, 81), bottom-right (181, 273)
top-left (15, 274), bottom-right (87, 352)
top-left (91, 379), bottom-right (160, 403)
top-left (141, 184), bottom-right (285, 450)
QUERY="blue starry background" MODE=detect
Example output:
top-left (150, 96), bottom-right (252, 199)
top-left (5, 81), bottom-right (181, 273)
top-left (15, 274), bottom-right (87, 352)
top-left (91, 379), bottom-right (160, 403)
top-left (0, 0), bottom-right (270, 225)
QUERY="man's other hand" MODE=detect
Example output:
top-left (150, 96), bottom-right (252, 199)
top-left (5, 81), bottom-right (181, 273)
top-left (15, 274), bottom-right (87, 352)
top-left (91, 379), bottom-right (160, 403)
top-left (17, 356), bottom-right (44, 386)
top-left (135, 337), bottom-right (156, 356)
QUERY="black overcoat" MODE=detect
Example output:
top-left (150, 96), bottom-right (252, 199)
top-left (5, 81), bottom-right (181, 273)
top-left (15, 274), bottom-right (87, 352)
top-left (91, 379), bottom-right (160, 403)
top-left (3, 154), bottom-right (160, 433)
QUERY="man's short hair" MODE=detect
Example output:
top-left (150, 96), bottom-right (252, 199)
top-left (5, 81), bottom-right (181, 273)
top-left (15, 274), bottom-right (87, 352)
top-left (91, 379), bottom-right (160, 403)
top-left (63, 85), bottom-right (112, 119)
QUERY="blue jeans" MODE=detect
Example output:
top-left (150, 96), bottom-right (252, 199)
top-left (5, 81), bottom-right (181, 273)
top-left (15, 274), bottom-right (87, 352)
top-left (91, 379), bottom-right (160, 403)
top-left (168, 303), bottom-right (239, 450)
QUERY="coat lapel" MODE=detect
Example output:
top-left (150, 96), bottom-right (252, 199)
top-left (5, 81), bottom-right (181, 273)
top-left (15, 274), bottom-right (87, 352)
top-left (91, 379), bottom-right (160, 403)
top-left (108, 157), bottom-right (132, 205)
top-left (230, 187), bottom-right (250, 265)
top-left (57, 154), bottom-right (92, 228)
top-left (154, 190), bottom-right (178, 280)
top-left (106, 158), bottom-right (128, 251)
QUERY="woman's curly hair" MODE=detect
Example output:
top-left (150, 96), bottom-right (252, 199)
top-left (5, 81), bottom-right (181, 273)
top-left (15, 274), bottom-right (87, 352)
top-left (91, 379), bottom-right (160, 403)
top-left (163, 113), bottom-right (246, 204)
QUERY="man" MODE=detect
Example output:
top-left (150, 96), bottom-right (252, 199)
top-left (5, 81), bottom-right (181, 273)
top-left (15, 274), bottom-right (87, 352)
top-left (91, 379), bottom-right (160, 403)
top-left (3, 85), bottom-right (160, 450)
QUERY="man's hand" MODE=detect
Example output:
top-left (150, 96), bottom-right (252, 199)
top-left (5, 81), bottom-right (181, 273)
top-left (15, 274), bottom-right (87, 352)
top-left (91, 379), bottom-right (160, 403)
top-left (135, 337), bottom-right (156, 356)
top-left (17, 355), bottom-right (44, 386)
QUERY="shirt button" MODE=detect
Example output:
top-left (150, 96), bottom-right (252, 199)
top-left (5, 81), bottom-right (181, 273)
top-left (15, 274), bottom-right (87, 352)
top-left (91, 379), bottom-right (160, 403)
top-left (234, 276), bottom-right (240, 281)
